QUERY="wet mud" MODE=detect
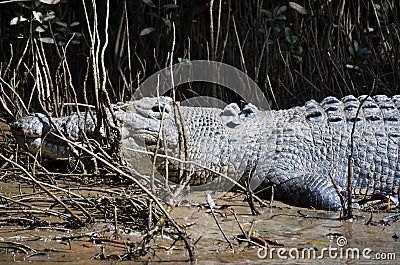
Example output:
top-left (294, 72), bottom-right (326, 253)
top-left (0, 192), bottom-right (398, 265)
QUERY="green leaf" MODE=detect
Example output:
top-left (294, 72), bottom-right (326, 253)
top-left (353, 40), bottom-right (359, 52)
top-left (55, 21), bottom-right (68, 27)
top-left (298, 46), bottom-right (303, 56)
top-left (70, 22), bottom-right (80, 27)
top-left (39, 37), bottom-right (55, 44)
top-left (275, 6), bottom-right (287, 17)
top-left (348, 46), bottom-right (354, 56)
top-left (178, 57), bottom-right (190, 63)
top-left (10, 16), bottom-right (28, 25)
top-left (142, 0), bottom-right (155, 7)
top-left (276, 15), bottom-right (287, 20)
top-left (32, 11), bottom-right (43, 23)
top-left (285, 27), bottom-right (297, 44)
top-left (261, 9), bottom-right (272, 18)
top-left (55, 27), bottom-right (67, 32)
top-left (163, 4), bottom-right (179, 9)
top-left (39, 0), bottom-right (60, 4)
top-left (359, 47), bottom-right (371, 54)
top-left (162, 18), bottom-right (171, 28)
top-left (42, 11), bottom-right (55, 22)
top-left (140, 27), bottom-right (155, 36)
top-left (35, 25), bottom-right (48, 33)
top-left (72, 32), bottom-right (82, 39)
top-left (359, 47), bottom-right (372, 60)
top-left (289, 2), bottom-right (308, 15)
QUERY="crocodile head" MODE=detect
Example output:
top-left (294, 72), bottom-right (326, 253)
top-left (11, 113), bottom-right (72, 158)
top-left (118, 97), bottom-right (194, 184)
top-left (118, 96), bottom-right (180, 152)
top-left (10, 97), bottom-right (181, 160)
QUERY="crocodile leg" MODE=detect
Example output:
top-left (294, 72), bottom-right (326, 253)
top-left (264, 170), bottom-right (343, 210)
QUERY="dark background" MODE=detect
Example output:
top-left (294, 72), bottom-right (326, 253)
top-left (0, 0), bottom-right (399, 119)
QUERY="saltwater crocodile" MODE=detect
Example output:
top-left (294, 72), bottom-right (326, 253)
top-left (11, 95), bottom-right (400, 210)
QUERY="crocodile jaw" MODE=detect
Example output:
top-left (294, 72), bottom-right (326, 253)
top-left (11, 113), bottom-right (70, 158)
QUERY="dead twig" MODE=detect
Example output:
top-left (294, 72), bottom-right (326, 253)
top-left (0, 153), bottom-right (85, 226)
top-left (345, 82), bottom-right (376, 219)
top-left (49, 133), bottom-right (195, 262)
top-left (206, 194), bottom-right (234, 251)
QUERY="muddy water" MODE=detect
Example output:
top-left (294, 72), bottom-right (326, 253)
top-left (0, 191), bottom-right (398, 265)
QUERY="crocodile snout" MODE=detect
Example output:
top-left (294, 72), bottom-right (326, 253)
top-left (11, 113), bottom-right (51, 138)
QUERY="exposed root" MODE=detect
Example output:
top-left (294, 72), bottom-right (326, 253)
top-left (0, 135), bottom-right (194, 261)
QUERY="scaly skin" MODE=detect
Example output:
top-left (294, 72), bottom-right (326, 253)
top-left (11, 95), bottom-right (400, 210)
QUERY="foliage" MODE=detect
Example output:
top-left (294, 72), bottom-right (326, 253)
top-left (8, 0), bottom-right (81, 44)
top-left (348, 40), bottom-right (372, 65)
top-left (0, 0), bottom-right (399, 116)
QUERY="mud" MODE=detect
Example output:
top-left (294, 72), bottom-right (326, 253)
top-left (0, 192), bottom-right (399, 265)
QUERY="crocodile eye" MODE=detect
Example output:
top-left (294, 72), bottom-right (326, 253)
top-left (240, 108), bottom-right (254, 117)
top-left (151, 104), bottom-right (171, 114)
